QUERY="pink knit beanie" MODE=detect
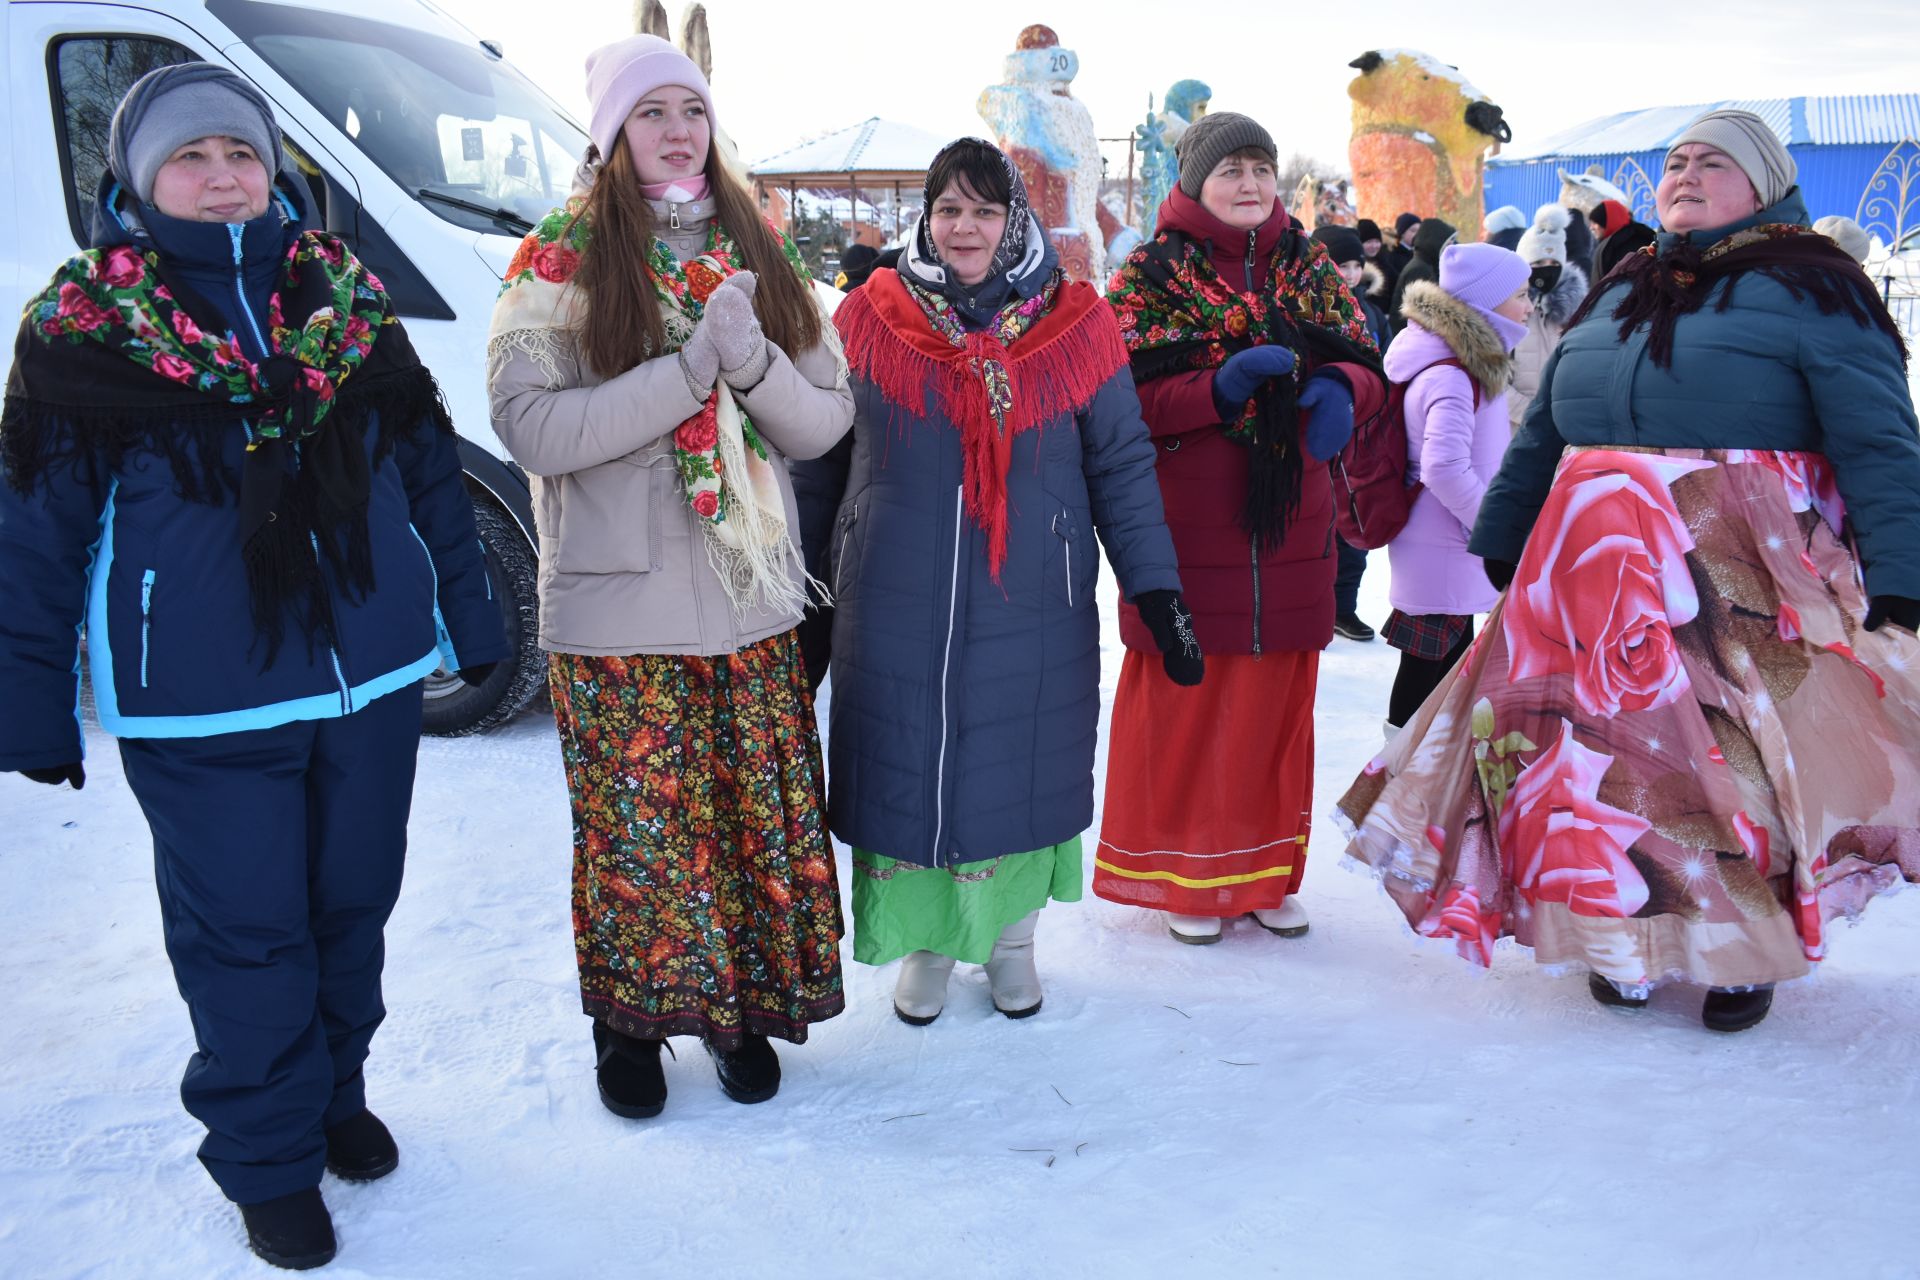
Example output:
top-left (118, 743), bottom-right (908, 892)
top-left (1439, 242), bottom-right (1530, 312)
top-left (584, 35), bottom-right (713, 162)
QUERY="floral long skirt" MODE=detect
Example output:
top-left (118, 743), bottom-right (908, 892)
top-left (1338, 446), bottom-right (1920, 990)
top-left (1095, 649), bottom-right (1317, 916)
top-left (548, 631), bottom-right (845, 1047)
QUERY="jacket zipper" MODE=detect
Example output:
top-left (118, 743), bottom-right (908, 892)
top-left (311, 533), bottom-right (353, 712)
top-left (931, 485), bottom-right (963, 867)
top-left (834, 502), bottom-right (859, 597)
top-left (228, 225), bottom-right (269, 355)
top-left (1053, 513), bottom-right (1074, 608)
top-left (140, 569), bottom-right (155, 688)
top-left (1250, 537), bottom-right (1263, 654)
top-left (1245, 228), bottom-right (1262, 653)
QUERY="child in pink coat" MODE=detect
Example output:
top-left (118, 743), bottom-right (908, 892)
top-left (1381, 243), bottom-right (1532, 732)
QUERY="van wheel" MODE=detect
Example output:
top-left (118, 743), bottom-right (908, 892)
top-left (421, 498), bottom-right (544, 736)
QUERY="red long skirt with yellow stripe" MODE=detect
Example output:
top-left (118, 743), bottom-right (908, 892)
top-left (1094, 650), bottom-right (1317, 914)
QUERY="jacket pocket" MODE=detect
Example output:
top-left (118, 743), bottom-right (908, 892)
top-left (1050, 509), bottom-right (1090, 608)
top-left (551, 454), bottom-right (662, 575)
top-left (139, 569), bottom-right (155, 689)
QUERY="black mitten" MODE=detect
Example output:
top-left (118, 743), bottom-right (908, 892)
top-left (1134, 589), bottom-right (1205, 687)
top-left (19, 763), bottom-right (85, 790)
top-left (1864, 595), bottom-right (1920, 633)
top-left (1483, 559), bottom-right (1517, 591)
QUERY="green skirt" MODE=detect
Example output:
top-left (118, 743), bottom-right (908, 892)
top-left (850, 837), bottom-right (1083, 965)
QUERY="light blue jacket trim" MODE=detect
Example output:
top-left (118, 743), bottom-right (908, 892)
top-left (97, 647), bottom-right (439, 739)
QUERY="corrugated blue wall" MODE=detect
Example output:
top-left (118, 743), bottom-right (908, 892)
top-left (1484, 143), bottom-right (1893, 230)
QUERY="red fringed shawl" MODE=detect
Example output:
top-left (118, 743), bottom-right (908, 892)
top-left (833, 268), bottom-right (1130, 580)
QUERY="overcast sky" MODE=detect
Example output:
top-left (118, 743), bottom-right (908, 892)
top-left (450, 0), bottom-right (1920, 176)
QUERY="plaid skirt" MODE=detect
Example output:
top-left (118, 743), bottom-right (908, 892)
top-left (1382, 609), bottom-right (1473, 660)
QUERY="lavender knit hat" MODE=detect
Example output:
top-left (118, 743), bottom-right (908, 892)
top-left (1439, 242), bottom-right (1531, 312)
top-left (584, 35), bottom-right (713, 163)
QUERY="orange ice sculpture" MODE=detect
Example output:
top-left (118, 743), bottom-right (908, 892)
top-left (1346, 49), bottom-right (1510, 235)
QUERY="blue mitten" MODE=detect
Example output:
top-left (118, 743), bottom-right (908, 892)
top-left (1211, 344), bottom-right (1297, 414)
top-left (1299, 376), bottom-right (1355, 461)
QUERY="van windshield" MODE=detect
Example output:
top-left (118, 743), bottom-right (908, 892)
top-left (208, 0), bottom-right (584, 234)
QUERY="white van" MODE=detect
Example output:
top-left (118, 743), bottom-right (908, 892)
top-left (1, 0), bottom-right (585, 734)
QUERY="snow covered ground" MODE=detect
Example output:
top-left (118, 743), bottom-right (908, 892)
top-left (4, 568), bottom-right (1920, 1279)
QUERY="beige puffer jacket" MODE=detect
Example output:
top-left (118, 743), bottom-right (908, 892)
top-left (487, 197), bottom-right (853, 657)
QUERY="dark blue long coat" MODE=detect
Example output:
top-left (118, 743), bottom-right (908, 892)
top-left (795, 307), bottom-right (1181, 869)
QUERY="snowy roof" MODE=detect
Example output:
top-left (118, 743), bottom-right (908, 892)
top-left (751, 117), bottom-right (949, 179)
top-left (1493, 95), bottom-right (1920, 162)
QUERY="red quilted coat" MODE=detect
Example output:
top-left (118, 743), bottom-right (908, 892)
top-left (1114, 189), bottom-right (1388, 655)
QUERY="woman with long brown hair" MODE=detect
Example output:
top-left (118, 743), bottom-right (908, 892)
top-left (487, 34), bottom-right (853, 1117)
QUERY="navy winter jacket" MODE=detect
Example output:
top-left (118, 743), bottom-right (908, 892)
top-left (1471, 189), bottom-right (1920, 599)
top-left (794, 345), bottom-right (1181, 868)
top-left (0, 175), bottom-right (506, 770)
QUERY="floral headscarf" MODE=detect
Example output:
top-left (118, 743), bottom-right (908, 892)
top-left (901, 138), bottom-right (1058, 328)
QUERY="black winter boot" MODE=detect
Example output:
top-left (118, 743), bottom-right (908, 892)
top-left (1702, 985), bottom-right (1775, 1033)
top-left (239, 1187), bottom-right (336, 1270)
top-left (324, 1109), bottom-right (398, 1182)
top-left (593, 1021), bottom-right (668, 1119)
top-left (705, 1033), bottom-right (780, 1104)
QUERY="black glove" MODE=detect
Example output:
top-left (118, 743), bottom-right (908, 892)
top-left (457, 662), bottom-right (500, 688)
top-left (19, 762), bottom-right (85, 790)
top-left (1135, 589), bottom-right (1205, 687)
top-left (1483, 559), bottom-right (1516, 592)
top-left (1864, 595), bottom-right (1920, 633)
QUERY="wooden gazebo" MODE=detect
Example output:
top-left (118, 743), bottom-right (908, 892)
top-left (751, 117), bottom-right (949, 244)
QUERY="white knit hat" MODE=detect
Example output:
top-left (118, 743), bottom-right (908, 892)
top-left (1812, 215), bottom-right (1871, 264)
top-left (1483, 205), bottom-right (1527, 236)
top-left (1516, 204), bottom-right (1570, 265)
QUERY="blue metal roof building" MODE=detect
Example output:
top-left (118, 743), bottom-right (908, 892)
top-left (1485, 95), bottom-right (1920, 248)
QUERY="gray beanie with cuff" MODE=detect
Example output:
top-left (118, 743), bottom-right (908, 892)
top-left (1176, 112), bottom-right (1277, 200)
top-left (1665, 109), bottom-right (1796, 210)
top-left (110, 63), bottom-right (282, 205)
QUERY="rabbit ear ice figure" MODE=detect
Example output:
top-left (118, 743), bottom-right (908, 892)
top-left (680, 4), bottom-right (712, 82)
top-left (633, 0), bottom-right (670, 39)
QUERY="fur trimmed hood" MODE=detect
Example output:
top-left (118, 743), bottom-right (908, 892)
top-left (1396, 280), bottom-right (1514, 393)
top-left (1532, 261), bottom-right (1590, 328)
top-left (1361, 260), bottom-right (1390, 302)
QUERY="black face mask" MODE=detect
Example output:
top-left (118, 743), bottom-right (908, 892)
top-left (1529, 263), bottom-right (1563, 295)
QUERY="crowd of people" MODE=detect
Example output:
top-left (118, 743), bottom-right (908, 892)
top-left (2, 37), bottom-right (1916, 1272)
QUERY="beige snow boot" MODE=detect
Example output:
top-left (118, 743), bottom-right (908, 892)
top-left (984, 910), bottom-right (1043, 1018)
top-left (892, 951), bottom-right (958, 1026)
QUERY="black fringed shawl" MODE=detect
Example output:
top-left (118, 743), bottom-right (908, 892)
top-left (1567, 221), bottom-right (1909, 371)
top-left (1108, 226), bottom-right (1383, 550)
top-left (0, 232), bottom-right (452, 665)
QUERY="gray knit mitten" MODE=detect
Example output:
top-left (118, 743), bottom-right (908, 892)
top-left (678, 273), bottom-right (767, 399)
top-left (709, 273), bottom-right (771, 390)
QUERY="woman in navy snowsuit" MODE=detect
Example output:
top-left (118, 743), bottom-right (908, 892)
top-left (0, 65), bottom-right (504, 1269)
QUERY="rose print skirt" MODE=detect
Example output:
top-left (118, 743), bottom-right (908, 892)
top-left (548, 632), bottom-right (845, 1048)
top-left (1337, 447), bottom-right (1920, 990)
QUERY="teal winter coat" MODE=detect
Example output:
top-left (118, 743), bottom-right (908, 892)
top-left (1469, 190), bottom-right (1920, 598)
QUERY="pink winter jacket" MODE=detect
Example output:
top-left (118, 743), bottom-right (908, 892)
top-left (1383, 282), bottom-right (1526, 617)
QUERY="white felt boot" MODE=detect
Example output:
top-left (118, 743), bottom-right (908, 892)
top-left (892, 951), bottom-right (957, 1026)
top-left (984, 910), bottom-right (1043, 1018)
top-left (1250, 899), bottom-right (1310, 937)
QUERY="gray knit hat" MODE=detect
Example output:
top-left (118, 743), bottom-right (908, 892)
top-left (1666, 109), bottom-right (1796, 210)
top-left (110, 63), bottom-right (281, 205)
top-left (1176, 112), bottom-right (1277, 200)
